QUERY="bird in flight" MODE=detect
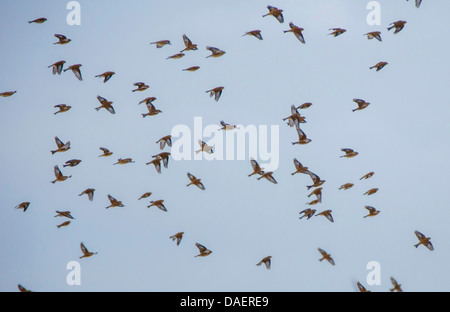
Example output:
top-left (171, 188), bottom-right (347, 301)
top-left (249, 158), bottom-right (264, 177)
top-left (54, 211), bottom-right (75, 219)
top-left (0, 91), bottom-right (17, 97)
top-left (299, 208), bottom-right (316, 220)
top-left (183, 66), bottom-right (200, 72)
top-left (263, 5), bottom-right (284, 23)
top-left (328, 28), bottom-right (346, 37)
top-left (292, 122), bottom-right (311, 145)
top-left (306, 171), bottom-right (325, 190)
top-left (54, 34), bottom-right (71, 45)
top-left (113, 158), bottom-right (135, 165)
top-left (152, 152), bottom-right (170, 169)
top-left (316, 210), bottom-right (334, 223)
top-left (414, 230), bottom-right (433, 251)
top-left (51, 165), bottom-right (71, 184)
top-left (388, 21), bottom-right (407, 34)
top-left (187, 172), bottom-right (206, 190)
top-left (63, 159), bottom-right (82, 168)
top-left (357, 281), bottom-right (371, 292)
top-left (148, 199), bottom-right (167, 212)
top-left (206, 46), bottom-right (226, 58)
top-left (141, 103), bottom-right (162, 118)
top-left (57, 221), bottom-right (71, 229)
top-left (363, 206), bottom-right (380, 218)
top-left (284, 22), bottom-right (305, 43)
top-left (54, 104), bottom-right (71, 115)
top-left (257, 172), bottom-right (277, 184)
top-left (150, 40), bottom-right (171, 48)
top-left (291, 158), bottom-right (309, 175)
top-left (352, 98), bottom-right (370, 112)
top-left (390, 277), bottom-right (403, 292)
top-left (48, 61), bottom-right (66, 75)
top-left (167, 53), bottom-right (185, 60)
top-left (364, 31), bottom-right (382, 41)
top-left (360, 172), bottom-right (375, 180)
top-left (195, 140), bottom-right (214, 154)
top-left (138, 192), bottom-right (152, 200)
top-left (243, 30), bottom-right (263, 40)
top-left (308, 187), bottom-right (323, 203)
top-left (318, 248), bottom-right (335, 265)
top-left (219, 120), bottom-right (238, 131)
top-left (98, 147), bottom-right (113, 157)
top-left (15, 202), bottom-right (30, 212)
top-left (170, 232), bottom-right (184, 246)
top-left (79, 242), bottom-right (98, 259)
top-left (206, 87), bottom-right (224, 102)
top-left (79, 188), bottom-right (95, 201)
top-left (339, 183), bottom-right (354, 190)
top-left (364, 188), bottom-right (379, 196)
top-left (64, 64), bottom-right (83, 81)
top-left (181, 34), bottom-right (198, 52)
top-left (28, 17), bottom-right (47, 24)
top-left (195, 243), bottom-right (212, 257)
top-left (340, 148), bottom-right (358, 158)
top-left (283, 105), bottom-right (306, 127)
top-left (51, 136), bottom-right (70, 155)
top-left (106, 195), bottom-right (124, 209)
top-left (95, 96), bottom-right (115, 114)
top-left (370, 62), bottom-right (388, 72)
top-left (95, 71), bottom-right (115, 83)
top-left (18, 284), bottom-right (32, 292)
top-left (156, 135), bottom-right (172, 150)
top-left (407, 0), bottom-right (422, 8)
top-left (132, 82), bottom-right (149, 92)
top-left (256, 256), bottom-right (272, 270)
top-left (146, 157), bottom-right (162, 174)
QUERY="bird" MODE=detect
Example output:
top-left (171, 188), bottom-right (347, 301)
top-left (340, 148), bottom-right (358, 158)
top-left (360, 172), bottom-right (375, 180)
top-left (352, 98), bottom-right (370, 112)
top-left (28, 17), bottom-right (47, 24)
top-left (388, 21), bottom-right (407, 34)
top-left (15, 202), bottom-right (30, 212)
top-left (151, 152), bottom-right (171, 168)
top-left (57, 221), bottom-right (71, 228)
top-left (195, 243), bottom-right (212, 257)
top-left (132, 82), bottom-right (149, 92)
top-left (51, 136), bottom-right (70, 154)
top-left (183, 66), bottom-right (200, 72)
top-left (284, 22), bottom-right (305, 43)
top-left (142, 103), bottom-right (162, 118)
top-left (243, 30), bottom-right (263, 40)
top-left (146, 157), bottom-right (162, 174)
top-left (248, 158), bottom-right (264, 177)
top-left (150, 40), bottom-right (171, 48)
top-left (170, 232), bottom-right (184, 246)
top-left (166, 53), bottom-right (185, 60)
top-left (95, 96), bottom-right (115, 114)
top-left (63, 64), bottom-right (83, 81)
top-left (308, 187), bottom-right (323, 202)
top-left (297, 102), bottom-right (313, 109)
top-left (113, 158), bottom-right (135, 165)
top-left (181, 34), bottom-right (198, 52)
top-left (51, 165), bottom-right (72, 184)
top-left (206, 87), bottom-right (224, 102)
top-left (98, 147), bottom-right (113, 157)
top-left (17, 284), bottom-right (32, 292)
top-left (206, 46), bottom-right (226, 58)
top-left (318, 248), bottom-right (335, 265)
top-left (219, 120), bottom-right (238, 131)
top-left (328, 28), bottom-right (346, 37)
top-left (299, 208), bottom-right (316, 220)
top-left (414, 230), bottom-right (433, 251)
top-left (54, 104), bottom-right (71, 114)
top-left (139, 97), bottom-right (157, 105)
top-left (147, 200), bottom-right (167, 212)
top-left (390, 277), bottom-right (403, 292)
top-left (363, 206), bottom-right (380, 218)
top-left (54, 34), bottom-right (71, 45)
top-left (79, 188), bottom-right (95, 201)
top-left (48, 61), bottom-right (66, 75)
top-left (306, 199), bottom-right (320, 206)
top-left (364, 31), bottom-right (382, 41)
top-left (256, 256), bottom-right (272, 269)
top-left (306, 171), bottom-right (325, 190)
top-left (357, 281), bottom-right (371, 292)
top-left (291, 158), bottom-right (309, 175)
top-left (187, 172), bottom-right (206, 190)
top-left (79, 242), bottom-right (98, 259)
top-left (263, 5), bottom-right (284, 23)
top-left (54, 211), bottom-right (75, 219)
top-left (195, 140), bottom-right (214, 154)
top-left (364, 188), bottom-right (379, 196)
top-left (156, 135), bottom-right (172, 150)
top-left (339, 183), bottom-right (354, 190)
top-left (0, 91), bottom-right (17, 97)
top-left (63, 159), bottom-right (82, 167)
top-left (292, 122), bottom-right (311, 145)
top-left (370, 62), bottom-right (388, 71)
top-left (316, 210), bottom-right (334, 222)
top-left (407, 0), bottom-right (422, 8)
top-left (138, 192), bottom-right (152, 200)
top-left (257, 172), bottom-right (277, 184)
top-left (95, 71), bottom-right (115, 83)
top-left (106, 195), bottom-right (124, 209)
top-left (283, 105), bottom-right (306, 127)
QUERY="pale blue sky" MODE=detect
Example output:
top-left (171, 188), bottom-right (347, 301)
top-left (1, 0), bottom-right (449, 292)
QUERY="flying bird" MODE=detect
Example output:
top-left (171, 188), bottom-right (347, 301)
top-left (15, 202), bottom-right (30, 212)
top-left (138, 192), bottom-right (152, 200)
top-left (54, 211), bottom-right (75, 219)
top-left (195, 243), bottom-right (212, 257)
top-left (256, 256), bottom-right (272, 269)
top-left (328, 28), bottom-right (346, 37)
top-left (340, 148), bottom-right (358, 158)
top-left (79, 242), bottom-right (98, 259)
top-left (363, 206), bottom-right (380, 218)
top-left (284, 22), bottom-right (305, 43)
top-left (187, 172), bottom-right (206, 190)
top-left (0, 91), bottom-right (17, 97)
top-left (54, 34), bottom-right (71, 45)
top-left (206, 87), bottom-right (224, 102)
top-left (297, 102), bottom-right (312, 109)
top-left (219, 120), bottom-right (238, 131)
top-left (57, 221), bottom-right (71, 229)
top-left (28, 17), bottom-right (47, 24)
top-left (249, 158), bottom-right (264, 177)
top-left (113, 158), bottom-right (135, 165)
top-left (195, 140), bottom-right (214, 154)
top-left (414, 230), bottom-right (433, 251)
top-left (206, 46), bottom-right (226, 58)
top-left (292, 122), bottom-right (311, 145)
top-left (63, 159), bottom-right (82, 168)
top-left (243, 30), bottom-right (263, 40)
top-left (364, 31), bottom-right (382, 41)
top-left (142, 103), bottom-right (162, 118)
top-left (370, 62), bottom-right (388, 71)
top-left (98, 147), bottom-right (113, 157)
top-left (48, 61), bottom-right (66, 75)
top-left (283, 105), bottom-right (306, 127)
top-left (407, 0), bottom-right (422, 8)
top-left (357, 281), bottom-right (371, 292)
top-left (132, 82), bottom-right (149, 92)
top-left (183, 66), bottom-right (200, 72)
top-left (263, 5), bottom-right (284, 23)
top-left (106, 195), bottom-right (124, 209)
top-left (63, 64), bottom-right (83, 81)
top-left (156, 135), bottom-right (172, 150)
top-left (257, 172), bottom-right (278, 184)
top-left (152, 152), bottom-right (170, 168)
top-left (95, 96), bottom-right (115, 114)
top-left (148, 199), bottom-right (167, 212)
top-left (318, 248), bottom-right (335, 265)
top-left (170, 232), bottom-right (184, 246)
top-left (51, 165), bottom-right (72, 184)
top-left (360, 172), bottom-right (375, 180)
top-left (291, 158), bottom-right (309, 175)
top-left (51, 136), bottom-right (70, 154)
top-left (79, 188), bottom-right (95, 201)
top-left (364, 188), bottom-right (379, 196)
top-left (95, 71), bottom-right (115, 83)
top-left (54, 104), bottom-right (71, 114)
top-left (352, 98), bottom-right (370, 112)
top-left (308, 187), bottom-right (323, 202)
top-left (388, 21), bottom-right (407, 34)
top-left (18, 284), bottom-right (32, 292)
top-left (390, 277), bottom-right (403, 292)
top-left (299, 208), bottom-right (316, 220)
top-left (181, 34), bottom-right (198, 52)
top-left (166, 53), bottom-right (185, 60)
top-left (146, 157), bottom-right (162, 173)
top-left (316, 210), bottom-right (334, 223)
top-left (306, 171), bottom-right (325, 190)
top-left (339, 183), bottom-right (354, 190)
top-left (150, 40), bottom-right (171, 48)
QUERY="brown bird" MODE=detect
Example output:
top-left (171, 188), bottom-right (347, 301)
top-left (291, 158), bottom-right (309, 175)
top-left (63, 64), bottom-right (83, 81)
top-left (357, 281), bottom-right (371, 292)
top-left (63, 159), bottom-right (82, 168)
top-left (95, 96), bottom-right (115, 114)
top-left (363, 206), bottom-right (380, 218)
top-left (18, 284), bottom-right (32, 292)
top-left (390, 277), bottom-right (403, 292)
top-left (15, 202), bottom-right (30, 212)
top-left (166, 53), bottom-right (185, 60)
top-left (54, 104), bottom-right (71, 114)
top-left (340, 148), bottom-right (358, 158)
top-left (360, 172), bottom-right (375, 180)
top-left (54, 211), bottom-right (75, 219)
top-left (317, 210), bottom-right (334, 223)
top-left (79, 242), bottom-right (98, 259)
top-left (263, 5), bottom-right (284, 23)
top-left (150, 40), bottom-right (171, 48)
top-left (195, 140), bottom-right (214, 154)
top-left (328, 28), bottom-right (346, 37)
top-left (206, 87), bottom-right (224, 102)
top-left (318, 248), bottom-right (335, 265)
top-left (187, 172), bottom-right (206, 190)
top-left (113, 158), bottom-right (135, 165)
top-left (388, 21), bottom-right (407, 34)
top-left (57, 221), bottom-right (71, 228)
top-left (283, 105), bottom-right (306, 127)
top-left (138, 192), bottom-right (152, 200)
top-left (152, 152), bottom-right (171, 168)
top-left (146, 157), bottom-right (162, 173)
top-left (299, 208), bottom-right (316, 220)
top-left (95, 71), bottom-right (115, 83)
top-left (142, 103), bottom-right (162, 118)
top-left (132, 82), bottom-right (149, 92)
top-left (364, 31), bottom-right (382, 41)
top-left (257, 171), bottom-right (278, 184)
top-left (256, 256), bottom-right (272, 269)
top-left (0, 91), bottom-right (17, 97)
top-left (98, 147), bottom-right (113, 157)
top-left (408, 0), bottom-right (422, 8)
top-left (352, 98), bottom-right (370, 112)
top-left (243, 30), bottom-right (263, 40)
top-left (48, 61), bottom-right (66, 75)
top-left (79, 188), bottom-right (95, 201)
top-left (51, 136), bottom-right (70, 154)
top-left (183, 66), bottom-right (200, 72)
top-left (306, 199), bottom-right (320, 206)
top-left (28, 17), bottom-right (47, 24)
top-left (181, 34), bottom-right (198, 52)
top-left (308, 187), bottom-right (323, 202)
top-left (54, 34), bottom-right (71, 45)
top-left (249, 158), bottom-right (264, 177)
top-left (364, 188), bottom-right (379, 196)
top-left (106, 195), bottom-right (124, 209)
top-left (219, 120), bottom-right (239, 131)
top-left (414, 230), bottom-right (433, 251)
top-left (339, 183), bottom-right (354, 190)
top-left (51, 165), bottom-right (72, 184)
top-left (370, 62), bottom-right (388, 71)
top-left (156, 135), bottom-right (172, 150)
top-left (284, 22), bottom-right (305, 43)
top-left (139, 97), bottom-right (157, 105)
top-left (306, 171), bottom-right (325, 190)
top-left (292, 122), bottom-right (311, 145)
top-left (206, 46), bottom-right (226, 58)
top-left (170, 232), bottom-right (184, 246)
top-left (195, 243), bottom-right (212, 257)
top-left (147, 199), bottom-right (167, 212)
top-left (297, 102), bottom-right (313, 109)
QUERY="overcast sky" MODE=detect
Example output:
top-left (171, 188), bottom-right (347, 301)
top-left (1, 0), bottom-right (450, 292)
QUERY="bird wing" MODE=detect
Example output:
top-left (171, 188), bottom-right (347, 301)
top-left (195, 243), bottom-right (207, 253)
top-left (55, 136), bottom-right (64, 148)
top-left (80, 242), bottom-right (88, 254)
top-left (183, 34), bottom-right (193, 47)
top-left (251, 159), bottom-right (262, 172)
top-left (54, 165), bottom-right (62, 178)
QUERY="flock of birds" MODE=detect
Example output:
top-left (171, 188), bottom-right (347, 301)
top-left (3, 1), bottom-right (433, 293)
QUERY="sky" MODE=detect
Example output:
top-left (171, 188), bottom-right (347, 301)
top-left (1, 0), bottom-right (450, 292)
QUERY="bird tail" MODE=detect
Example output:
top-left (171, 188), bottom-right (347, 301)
top-left (352, 109), bottom-right (357, 112)
top-left (95, 107), bottom-right (101, 111)
top-left (51, 150), bottom-right (56, 155)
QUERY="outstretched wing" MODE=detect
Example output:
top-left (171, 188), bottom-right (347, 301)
top-left (55, 136), bottom-right (64, 148)
top-left (195, 243), bottom-right (207, 253)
